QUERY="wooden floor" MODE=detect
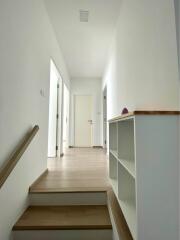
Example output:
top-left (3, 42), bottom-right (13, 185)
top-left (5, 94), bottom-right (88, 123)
top-left (30, 148), bottom-right (110, 193)
top-left (13, 205), bottom-right (112, 230)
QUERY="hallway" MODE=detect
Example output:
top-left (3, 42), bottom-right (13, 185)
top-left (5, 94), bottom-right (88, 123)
top-left (0, 0), bottom-right (180, 239)
top-left (30, 148), bottom-right (110, 193)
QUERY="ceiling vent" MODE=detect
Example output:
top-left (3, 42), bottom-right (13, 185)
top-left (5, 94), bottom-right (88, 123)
top-left (80, 10), bottom-right (89, 22)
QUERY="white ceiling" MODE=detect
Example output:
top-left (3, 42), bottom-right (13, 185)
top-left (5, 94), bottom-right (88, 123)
top-left (44, 0), bottom-right (121, 79)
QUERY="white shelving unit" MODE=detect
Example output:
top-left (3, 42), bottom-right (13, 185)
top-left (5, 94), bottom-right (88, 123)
top-left (109, 122), bottom-right (118, 156)
top-left (109, 111), bottom-right (179, 240)
top-left (118, 118), bottom-right (135, 178)
top-left (109, 152), bottom-right (118, 193)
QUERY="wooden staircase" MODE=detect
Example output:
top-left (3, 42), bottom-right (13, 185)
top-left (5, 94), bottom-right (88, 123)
top-left (11, 163), bottom-right (133, 240)
top-left (12, 183), bottom-right (132, 240)
top-left (12, 173), bottom-right (113, 240)
top-left (13, 205), bottom-right (112, 240)
top-left (0, 126), bottom-right (132, 240)
top-left (9, 147), bottom-right (132, 240)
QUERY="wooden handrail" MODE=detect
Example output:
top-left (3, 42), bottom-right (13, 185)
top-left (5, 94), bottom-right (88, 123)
top-left (0, 125), bottom-right (39, 189)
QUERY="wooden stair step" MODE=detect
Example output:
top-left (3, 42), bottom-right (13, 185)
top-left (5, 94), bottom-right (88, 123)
top-left (29, 169), bottom-right (110, 193)
top-left (13, 205), bottom-right (112, 231)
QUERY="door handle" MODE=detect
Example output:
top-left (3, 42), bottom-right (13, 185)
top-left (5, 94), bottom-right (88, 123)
top-left (88, 120), bottom-right (93, 124)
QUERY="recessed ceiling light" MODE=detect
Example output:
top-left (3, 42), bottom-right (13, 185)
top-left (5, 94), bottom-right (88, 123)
top-left (79, 10), bottom-right (89, 22)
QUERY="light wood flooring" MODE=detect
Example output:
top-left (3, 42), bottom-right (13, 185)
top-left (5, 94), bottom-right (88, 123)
top-left (30, 148), bottom-right (110, 193)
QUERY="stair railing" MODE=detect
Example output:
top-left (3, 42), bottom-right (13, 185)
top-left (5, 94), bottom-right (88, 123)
top-left (0, 125), bottom-right (39, 188)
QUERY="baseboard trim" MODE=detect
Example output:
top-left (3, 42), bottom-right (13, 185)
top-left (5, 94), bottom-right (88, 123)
top-left (69, 146), bottom-right (103, 149)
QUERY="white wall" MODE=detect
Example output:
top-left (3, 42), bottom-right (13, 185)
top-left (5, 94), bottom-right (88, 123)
top-left (174, 0), bottom-right (180, 237)
top-left (103, 0), bottom-right (180, 237)
top-left (174, 0), bottom-right (180, 62)
top-left (103, 0), bottom-right (179, 121)
top-left (70, 78), bottom-right (102, 146)
top-left (0, 1), bottom-right (70, 239)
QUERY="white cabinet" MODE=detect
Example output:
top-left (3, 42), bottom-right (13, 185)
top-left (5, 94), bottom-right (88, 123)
top-left (109, 111), bottom-right (179, 240)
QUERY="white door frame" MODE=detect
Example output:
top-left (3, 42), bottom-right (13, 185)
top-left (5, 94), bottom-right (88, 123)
top-left (73, 94), bottom-right (93, 147)
top-left (62, 83), bottom-right (70, 152)
top-left (57, 77), bottom-right (63, 157)
top-left (48, 59), bottom-right (63, 158)
top-left (103, 85), bottom-right (107, 149)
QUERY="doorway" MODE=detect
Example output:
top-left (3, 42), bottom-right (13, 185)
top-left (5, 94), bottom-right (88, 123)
top-left (48, 60), bottom-right (63, 158)
top-left (103, 86), bottom-right (107, 150)
top-left (62, 83), bottom-right (70, 152)
top-left (74, 95), bottom-right (93, 147)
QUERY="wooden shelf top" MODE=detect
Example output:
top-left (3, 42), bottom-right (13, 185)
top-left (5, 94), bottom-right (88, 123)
top-left (13, 205), bottom-right (112, 231)
top-left (109, 110), bottom-right (180, 122)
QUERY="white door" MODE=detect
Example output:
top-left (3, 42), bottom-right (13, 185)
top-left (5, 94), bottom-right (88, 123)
top-left (63, 84), bottom-right (70, 150)
top-left (74, 95), bottom-right (93, 147)
top-left (48, 60), bottom-right (62, 157)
